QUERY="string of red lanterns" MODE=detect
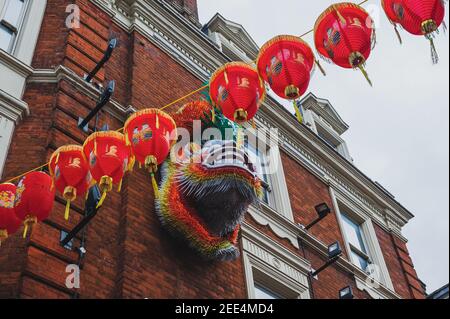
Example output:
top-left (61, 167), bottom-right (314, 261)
top-left (382, 0), bottom-right (447, 64)
top-left (0, 0), bottom-right (447, 246)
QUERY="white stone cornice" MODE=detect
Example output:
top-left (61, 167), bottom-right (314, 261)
top-left (0, 89), bottom-right (29, 123)
top-left (28, 66), bottom-right (133, 123)
top-left (0, 49), bottom-right (34, 79)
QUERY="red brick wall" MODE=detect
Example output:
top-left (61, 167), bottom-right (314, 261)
top-left (1, 0), bottom-right (241, 299)
top-left (374, 224), bottom-right (426, 299)
top-left (0, 0), bottom-right (425, 299)
top-left (281, 152), bottom-right (347, 257)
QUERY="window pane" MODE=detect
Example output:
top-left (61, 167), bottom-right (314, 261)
top-left (341, 213), bottom-right (367, 253)
top-left (351, 250), bottom-right (369, 271)
top-left (254, 284), bottom-right (282, 299)
top-left (0, 24), bottom-right (13, 51)
top-left (3, 0), bottom-right (25, 27)
top-left (245, 143), bottom-right (270, 204)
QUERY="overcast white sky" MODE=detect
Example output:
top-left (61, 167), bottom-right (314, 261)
top-left (197, 0), bottom-right (449, 293)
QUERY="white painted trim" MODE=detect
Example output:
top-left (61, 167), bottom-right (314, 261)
top-left (241, 223), bottom-right (311, 299)
top-left (0, 115), bottom-right (15, 177)
top-left (244, 122), bottom-right (293, 221)
top-left (7, 0), bottom-right (47, 64)
top-left (247, 205), bottom-right (299, 249)
top-left (0, 87), bottom-right (28, 122)
top-left (330, 187), bottom-right (395, 293)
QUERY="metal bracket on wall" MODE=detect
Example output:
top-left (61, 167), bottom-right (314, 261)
top-left (78, 38), bottom-right (117, 132)
top-left (84, 38), bottom-right (117, 83)
top-left (78, 80), bottom-right (115, 132)
top-left (60, 185), bottom-right (101, 248)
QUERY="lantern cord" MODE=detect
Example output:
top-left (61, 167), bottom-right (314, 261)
top-left (151, 173), bottom-right (159, 199)
top-left (358, 65), bottom-right (373, 87)
top-left (2, 163), bottom-right (49, 184)
top-left (295, 0), bottom-right (370, 39)
top-left (315, 59), bottom-right (327, 76)
top-left (118, 179), bottom-right (123, 192)
top-left (159, 85), bottom-right (209, 112)
top-left (96, 190), bottom-right (108, 209)
top-left (65, 200), bottom-right (71, 221)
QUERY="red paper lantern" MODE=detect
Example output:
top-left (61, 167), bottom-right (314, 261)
top-left (257, 35), bottom-right (316, 100)
top-left (315, 2), bottom-right (376, 85)
top-left (124, 109), bottom-right (177, 197)
top-left (49, 145), bottom-right (91, 220)
top-left (83, 131), bottom-right (132, 208)
top-left (382, 0), bottom-right (446, 63)
top-left (14, 172), bottom-right (55, 238)
top-left (0, 183), bottom-right (18, 245)
top-left (210, 62), bottom-right (266, 123)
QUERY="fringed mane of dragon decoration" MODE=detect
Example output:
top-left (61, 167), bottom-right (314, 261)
top-left (155, 100), bottom-right (263, 261)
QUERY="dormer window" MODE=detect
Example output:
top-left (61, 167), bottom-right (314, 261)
top-left (316, 124), bottom-right (340, 152)
top-left (300, 93), bottom-right (352, 162)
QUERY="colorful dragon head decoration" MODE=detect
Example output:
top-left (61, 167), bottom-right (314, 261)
top-left (155, 100), bottom-right (263, 261)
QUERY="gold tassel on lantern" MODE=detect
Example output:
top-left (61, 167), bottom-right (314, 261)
top-left (0, 230), bottom-right (8, 247)
top-left (96, 176), bottom-right (113, 209)
top-left (422, 20), bottom-right (440, 64)
top-left (224, 70), bottom-right (229, 85)
top-left (151, 173), bottom-right (159, 199)
top-left (357, 64), bottom-right (373, 87)
top-left (63, 186), bottom-right (76, 221)
top-left (64, 201), bottom-right (71, 221)
top-left (145, 155), bottom-right (159, 199)
top-left (211, 107), bottom-right (216, 123)
top-left (23, 216), bottom-right (37, 239)
top-left (293, 100), bottom-right (303, 124)
top-left (128, 156), bottom-right (136, 172)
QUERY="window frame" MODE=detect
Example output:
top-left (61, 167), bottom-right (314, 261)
top-left (245, 140), bottom-right (273, 207)
top-left (341, 212), bottom-right (372, 271)
top-left (0, 115), bottom-right (15, 177)
top-left (242, 125), bottom-right (294, 221)
top-left (241, 227), bottom-right (311, 300)
top-left (330, 187), bottom-right (395, 291)
top-left (0, 0), bottom-right (28, 53)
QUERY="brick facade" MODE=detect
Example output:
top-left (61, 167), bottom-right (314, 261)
top-left (0, 0), bottom-right (425, 299)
